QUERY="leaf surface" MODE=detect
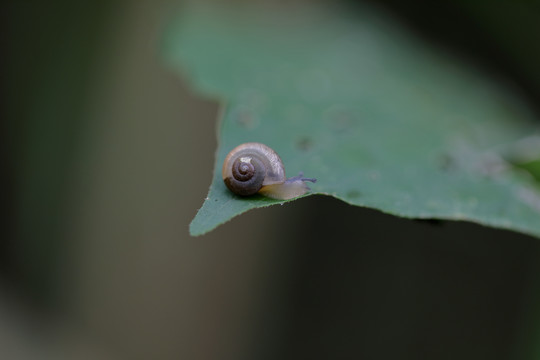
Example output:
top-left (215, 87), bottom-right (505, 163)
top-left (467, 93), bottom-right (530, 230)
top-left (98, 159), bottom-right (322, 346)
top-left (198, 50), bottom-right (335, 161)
top-left (163, 2), bottom-right (540, 237)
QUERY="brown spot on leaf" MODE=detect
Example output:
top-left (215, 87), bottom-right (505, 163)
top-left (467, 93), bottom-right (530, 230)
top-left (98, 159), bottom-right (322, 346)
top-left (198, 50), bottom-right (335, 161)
top-left (235, 109), bottom-right (255, 128)
top-left (296, 137), bottom-right (314, 151)
top-left (439, 154), bottom-right (456, 171)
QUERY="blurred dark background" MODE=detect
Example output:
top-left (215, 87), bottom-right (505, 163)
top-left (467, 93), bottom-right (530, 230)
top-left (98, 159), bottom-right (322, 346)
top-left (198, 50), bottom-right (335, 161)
top-left (3, 0), bottom-right (540, 359)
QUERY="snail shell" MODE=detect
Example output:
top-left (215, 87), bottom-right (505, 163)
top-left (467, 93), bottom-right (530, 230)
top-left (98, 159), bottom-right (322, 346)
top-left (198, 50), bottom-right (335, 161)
top-left (222, 142), bottom-right (316, 200)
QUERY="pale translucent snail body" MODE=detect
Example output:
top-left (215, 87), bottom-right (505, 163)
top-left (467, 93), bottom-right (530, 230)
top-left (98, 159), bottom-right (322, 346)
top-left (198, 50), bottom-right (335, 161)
top-left (222, 142), bottom-right (316, 200)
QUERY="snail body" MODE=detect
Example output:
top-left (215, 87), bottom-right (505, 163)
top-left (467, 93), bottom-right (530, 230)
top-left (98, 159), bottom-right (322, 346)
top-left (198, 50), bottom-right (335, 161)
top-left (222, 142), bottom-right (316, 200)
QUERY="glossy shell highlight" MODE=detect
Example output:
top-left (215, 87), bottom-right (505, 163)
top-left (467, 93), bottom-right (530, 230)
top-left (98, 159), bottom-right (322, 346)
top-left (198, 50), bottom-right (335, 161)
top-left (222, 142), bottom-right (286, 196)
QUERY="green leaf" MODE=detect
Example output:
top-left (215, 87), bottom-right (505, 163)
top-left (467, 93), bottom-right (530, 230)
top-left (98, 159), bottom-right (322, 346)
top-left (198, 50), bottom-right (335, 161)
top-left (163, 2), bottom-right (540, 237)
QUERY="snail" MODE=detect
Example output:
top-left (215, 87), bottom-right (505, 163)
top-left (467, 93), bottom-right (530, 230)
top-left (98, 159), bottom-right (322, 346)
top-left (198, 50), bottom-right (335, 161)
top-left (222, 142), bottom-right (316, 200)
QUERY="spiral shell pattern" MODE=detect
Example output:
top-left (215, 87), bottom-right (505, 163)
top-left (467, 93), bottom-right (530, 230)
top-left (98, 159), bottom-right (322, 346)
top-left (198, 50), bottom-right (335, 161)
top-left (222, 143), bottom-right (286, 196)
